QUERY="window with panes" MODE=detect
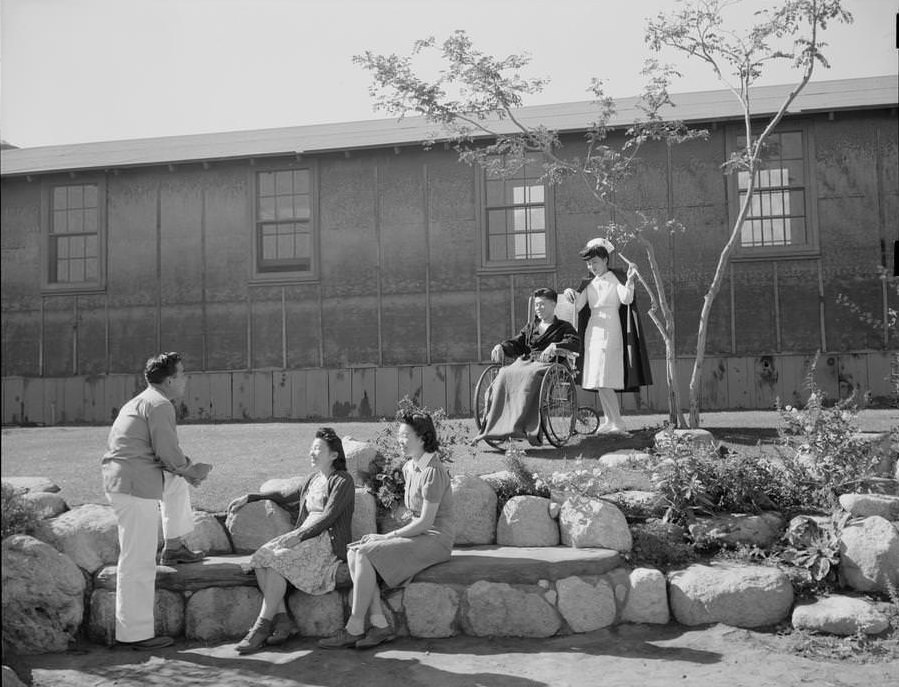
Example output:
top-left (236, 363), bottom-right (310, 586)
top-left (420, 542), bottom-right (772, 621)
top-left (255, 168), bottom-right (314, 273)
top-left (49, 183), bottom-right (101, 284)
top-left (482, 154), bottom-right (553, 267)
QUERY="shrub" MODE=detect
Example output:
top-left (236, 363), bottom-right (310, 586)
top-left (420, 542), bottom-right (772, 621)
top-left (628, 518), bottom-right (697, 570)
top-left (1, 482), bottom-right (39, 540)
top-left (491, 446), bottom-right (549, 515)
top-left (776, 357), bottom-right (885, 511)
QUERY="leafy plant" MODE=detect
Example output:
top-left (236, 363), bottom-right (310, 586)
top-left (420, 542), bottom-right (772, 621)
top-left (628, 518), bottom-right (697, 571)
top-left (490, 446), bottom-right (549, 515)
top-left (535, 456), bottom-right (611, 505)
top-left (776, 356), bottom-right (884, 509)
top-left (366, 396), bottom-right (471, 516)
top-left (777, 510), bottom-right (850, 596)
top-left (1, 482), bottom-right (39, 540)
top-left (650, 430), bottom-right (719, 524)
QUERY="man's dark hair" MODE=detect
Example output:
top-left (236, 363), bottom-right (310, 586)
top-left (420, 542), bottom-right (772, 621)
top-left (532, 287), bottom-right (558, 302)
top-left (144, 352), bottom-right (183, 384)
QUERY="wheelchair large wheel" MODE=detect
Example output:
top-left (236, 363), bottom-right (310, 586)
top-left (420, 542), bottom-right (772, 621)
top-left (473, 365), bottom-right (505, 450)
top-left (538, 363), bottom-right (577, 448)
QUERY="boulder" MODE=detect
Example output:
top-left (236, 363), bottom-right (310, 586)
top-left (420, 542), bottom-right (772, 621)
top-left (183, 510), bottom-right (232, 554)
top-left (225, 500), bottom-right (293, 554)
top-left (654, 428), bottom-right (716, 450)
top-left (259, 475), bottom-right (305, 496)
top-left (21, 491), bottom-right (68, 519)
top-left (668, 562), bottom-right (793, 628)
top-left (404, 583), bottom-right (460, 637)
top-left (792, 595), bottom-right (890, 636)
top-left (1, 666), bottom-right (26, 687)
top-left (1, 535), bottom-right (85, 654)
top-left (602, 490), bottom-right (665, 519)
top-left (595, 451), bottom-right (656, 492)
top-left (479, 470), bottom-right (514, 491)
top-left (688, 512), bottom-right (785, 549)
top-left (559, 498), bottom-right (632, 552)
top-left (451, 474), bottom-right (497, 545)
top-left (1, 477), bottom-right (60, 494)
top-left (838, 494), bottom-right (899, 521)
top-left (352, 489), bottom-right (377, 540)
top-left (286, 590), bottom-right (345, 637)
top-left (342, 437), bottom-right (378, 485)
top-left (621, 568), bottom-right (669, 625)
top-left (87, 589), bottom-right (184, 646)
top-left (496, 496), bottom-right (559, 547)
top-left (555, 576), bottom-right (617, 633)
top-left (463, 580), bottom-right (561, 637)
top-left (838, 515), bottom-right (899, 593)
top-left (184, 587), bottom-right (262, 641)
top-left (33, 503), bottom-right (119, 573)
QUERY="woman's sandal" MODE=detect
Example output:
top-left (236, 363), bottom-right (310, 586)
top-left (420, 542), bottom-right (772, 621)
top-left (235, 618), bottom-right (273, 654)
top-left (265, 612), bottom-right (298, 646)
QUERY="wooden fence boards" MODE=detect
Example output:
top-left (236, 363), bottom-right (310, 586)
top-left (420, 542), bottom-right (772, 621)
top-left (2, 351), bottom-right (894, 426)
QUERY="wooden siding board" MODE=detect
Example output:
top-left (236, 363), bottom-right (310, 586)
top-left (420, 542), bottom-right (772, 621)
top-left (421, 365), bottom-right (446, 412)
top-left (288, 370), bottom-right (309, 419)
top-left (22, 378), bottom-right (44, 425)
top-left (352, 368), bottom-right (376, 419)
top-left (2, 378), bottom-right (24, 424)
top-left (272, 371), bottom-right (292, 419)
top-left (232, 372), bottom-right (252, 420)
top-left (208, 373), bottom-right (232, 421)
top-left (329, 369), bottom-right (353, 418)
top-left (866, 351), bottom-right (895, 401)
top-left (304, 369), bottom-right (328, 419)
top-left (727, 357), bottom-right (755, 409)
top-left (83, 376), bottom-right (106, 424)
top-left (374, 367), bottom-right (399, 418)
top-left (838, 353), bottom-right (870, 400)
top-left (252, 371), bottom-right (273, 420)
top-left (397, 367), bottom-right (423, 406)
top-left (64, 377), bottom-right (84, 423)
top-left (445, 364), bottom-right (471, 416)
top-left (185, 372), bottom-right (212, 422)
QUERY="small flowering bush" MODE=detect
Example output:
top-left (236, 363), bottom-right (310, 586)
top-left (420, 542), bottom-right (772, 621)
top-left (367, 397), bottom-right (471, 516)
top-left (1, 482), bottom-right (39, 540)
top-left (491, 446), bottom-right (549, 515)
top-left (776, 357), bottom-right (883, 509)
top-left (535, 456), bottom-right (613, 505)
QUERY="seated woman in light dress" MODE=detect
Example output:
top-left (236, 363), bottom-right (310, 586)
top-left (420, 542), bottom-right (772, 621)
top-left (228, 427), bottom-right (355, 654)
top-left (474, 287), bottom-right (580, 446)
top-left (318, 411), bottom-right (454, 650)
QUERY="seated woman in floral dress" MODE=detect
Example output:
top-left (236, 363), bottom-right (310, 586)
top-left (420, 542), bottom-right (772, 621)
top-left (318, 411), bottom-right (454, 649)
top-left (228, 427), bottom-right (355, 654)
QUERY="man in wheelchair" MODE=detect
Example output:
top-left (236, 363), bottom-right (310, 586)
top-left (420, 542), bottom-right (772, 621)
top-left (474, 288), bottom-right (580, 446)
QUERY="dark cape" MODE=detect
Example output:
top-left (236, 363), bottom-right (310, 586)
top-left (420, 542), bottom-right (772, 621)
top-left (574, 268), bottom-right (653, 391)
top-left (499, 316), bottom-right (580, 362)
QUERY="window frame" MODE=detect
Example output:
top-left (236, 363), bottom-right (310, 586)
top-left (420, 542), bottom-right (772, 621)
top-left (249, 159), bottom-right (320, 283)
top-left (727, 121), bottom-right (820, 261)
top-left (40, 175), bottom-right (107, 294)
top-left (476, 154), bottom-right (557, 273)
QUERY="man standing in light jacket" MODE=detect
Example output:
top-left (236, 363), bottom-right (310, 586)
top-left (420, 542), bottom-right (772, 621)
top-left (101, 351), bottom-right (212, 650)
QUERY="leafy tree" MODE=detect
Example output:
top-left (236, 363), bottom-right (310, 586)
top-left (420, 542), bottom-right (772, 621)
top-left (354, 0), bottom-right (851, 427)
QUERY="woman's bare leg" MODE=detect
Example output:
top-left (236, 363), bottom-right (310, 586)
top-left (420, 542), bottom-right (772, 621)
top-left (596, 387), bottom-right (625, 430)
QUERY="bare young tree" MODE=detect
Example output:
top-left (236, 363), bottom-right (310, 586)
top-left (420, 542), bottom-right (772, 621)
top-left (646, 0), bottom-right (852, 426)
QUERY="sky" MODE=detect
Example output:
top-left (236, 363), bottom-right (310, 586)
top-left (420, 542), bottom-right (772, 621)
top-left (0, 0), bottom-right (896, 149)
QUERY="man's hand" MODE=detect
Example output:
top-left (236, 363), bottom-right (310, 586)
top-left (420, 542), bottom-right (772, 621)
top-left (537, 343), bottom-right (557, 362)
top-left (182, 462), bottom-right (213, 487)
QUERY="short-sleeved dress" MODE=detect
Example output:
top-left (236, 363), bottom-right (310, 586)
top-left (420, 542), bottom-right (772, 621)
top-left (576, 271), bottom-right (634, 390)
top-left (248, 473), bottom-right (342, 595)
top-left (354, 453), bottom-right (454, 588)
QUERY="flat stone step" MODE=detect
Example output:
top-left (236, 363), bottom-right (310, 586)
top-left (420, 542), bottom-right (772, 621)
top-left (94, 555), bottom-right (352, 592)
top-left (415, 546), bottom-right (623, 585)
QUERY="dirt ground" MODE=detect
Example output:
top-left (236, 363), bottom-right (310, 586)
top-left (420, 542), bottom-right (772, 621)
top-left (19, 624), bottom-right (899, 687)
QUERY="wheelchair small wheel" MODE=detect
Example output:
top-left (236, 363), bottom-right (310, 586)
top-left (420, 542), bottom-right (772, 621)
top-left (473, 365), bottom-right (505, 450)
top-left (574, 406), bottom-right (601, 435)
top-left (539, 363), bottom-right (577, 448)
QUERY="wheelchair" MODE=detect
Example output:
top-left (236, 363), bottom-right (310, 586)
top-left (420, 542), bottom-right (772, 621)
top-left (473, 351), bottom-right (601, 448)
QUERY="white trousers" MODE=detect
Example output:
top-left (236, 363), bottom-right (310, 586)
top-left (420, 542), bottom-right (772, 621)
top-left (106, 473), bottom-right (194, 642)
